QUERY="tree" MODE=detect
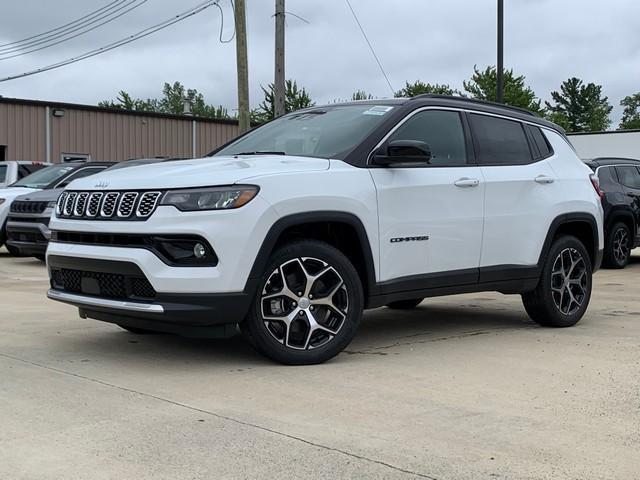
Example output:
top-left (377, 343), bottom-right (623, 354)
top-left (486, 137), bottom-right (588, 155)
top-left (394, 80), bottom-right (456, 98)
top-left (620, 93), bottom-right (640, 130)
top-left (98, 82), bottom-right (230, 119)
top-left (351, 90), bottom-right (374, 101)
top-left (253, 79), bottom-right (314, 123)
top-left (545, 77), bottom-right (613, 132)
top-left (463, 66), bottom-right (542, 114)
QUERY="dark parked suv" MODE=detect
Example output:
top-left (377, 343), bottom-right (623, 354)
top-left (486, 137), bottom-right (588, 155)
top-left (586, 157), bottom-right (640, 268)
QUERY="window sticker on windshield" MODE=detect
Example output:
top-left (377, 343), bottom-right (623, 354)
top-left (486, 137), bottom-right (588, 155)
top-left (363, 106), bottom-right (394, 116)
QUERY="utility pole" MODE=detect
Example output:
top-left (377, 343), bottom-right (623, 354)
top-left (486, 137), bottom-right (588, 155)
top-left (234, 0), bottom-right (250, 133)
top-left (274, 0), bottom-right (286, 118)
top-left (496, 0), bottom-right (504, 104)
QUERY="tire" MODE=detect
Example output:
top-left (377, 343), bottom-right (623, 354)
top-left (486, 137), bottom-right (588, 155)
top-left (387, 298), bottom-right (423, 310)
top-left (522, 235), bottom-right (592, 328)
top-left (603, 222), bottom-right (631, 269)
top-left (242, 240), bottom-right (364, 365)
top-left (6, 245), bottom-right (22, 257)
top-left (118, 325), bottom-right (159, 334)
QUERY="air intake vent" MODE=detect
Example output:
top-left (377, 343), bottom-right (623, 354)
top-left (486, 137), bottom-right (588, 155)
top-left (117, 192), bottom-right (138, 218)
top-left (64, 192), bottom-right (77, 216)
top-left (86, 193), bottom-right (103, 217)
top-left (100, 192), bottom-right (120, 217)
top-left (56, 192), bottom-right (68, 215)
top-left (136, 192), bottom-right (161, 217)
top-left (74, 193), bottom-right (89, 217)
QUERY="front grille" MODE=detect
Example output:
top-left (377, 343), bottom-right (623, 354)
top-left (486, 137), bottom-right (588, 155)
top-left (56, 190), bottom-right (164, 221)
top-left (51, 268), bottom-right (156, 300)
top-left (11, 200), bottom-right (49, 214)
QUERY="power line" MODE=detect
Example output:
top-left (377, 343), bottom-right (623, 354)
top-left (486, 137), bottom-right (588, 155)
top-left (343, 0), bottom-right (394, 96)
top-left (214, 0), bottom-right (235, 44)
top-left (0, 0), bottom-right (126, 49)
top-left (0, 1), bottom-right (219, 83)
top-left (0, 0), bottom-right (150, 60)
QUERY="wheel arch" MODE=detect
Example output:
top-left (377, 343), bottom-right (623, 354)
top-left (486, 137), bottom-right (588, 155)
top-left (538, 213), bottom-right (601, 271)
top-left (245, 211), bottom-right (378, 303)
top-left (605, 208), bottom-right (635, 238)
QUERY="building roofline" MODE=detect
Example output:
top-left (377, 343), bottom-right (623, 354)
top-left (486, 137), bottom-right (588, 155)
top-left (0, 96), bottom-right (241, 126)
top-left (567, 129), bottom-right (640, 136)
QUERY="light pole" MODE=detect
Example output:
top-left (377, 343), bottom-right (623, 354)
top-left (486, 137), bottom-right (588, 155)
top-left (497, 0), bottom-right (504, 103)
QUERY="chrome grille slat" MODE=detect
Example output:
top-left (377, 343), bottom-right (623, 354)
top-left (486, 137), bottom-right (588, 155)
top-left (56, 192), bottom-right (68, 215)
top-left (117, 192), bottom-right (138, 218)
top-left (136, 192), bottom-right (161, 217)
top-left (100, 192), bottom-right (120, 217)
top-left (86, 193), bottom-right (103, 217)
top-left (73, 193), bottom-right (89, 217)
top-left (64, 192), bottom-right (77, 216)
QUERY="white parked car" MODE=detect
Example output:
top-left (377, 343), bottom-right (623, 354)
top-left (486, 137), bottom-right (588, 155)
top-left (0, 160), bottom-right (50, 189)
top-left (46, 96), bottom-right (604, 364)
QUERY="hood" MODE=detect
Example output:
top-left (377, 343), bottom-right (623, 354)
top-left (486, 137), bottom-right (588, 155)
top-left (14, 188), bottom-right (64, 203)
top-left (66, 155), bottom-right (330, 190)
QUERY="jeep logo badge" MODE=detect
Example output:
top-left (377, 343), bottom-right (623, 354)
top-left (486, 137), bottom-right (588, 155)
top-left (94, 181), bottom-right (109, 188)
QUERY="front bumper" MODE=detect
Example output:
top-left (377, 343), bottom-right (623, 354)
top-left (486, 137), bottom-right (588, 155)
top-left (6, 213), bottom-right (51, 256)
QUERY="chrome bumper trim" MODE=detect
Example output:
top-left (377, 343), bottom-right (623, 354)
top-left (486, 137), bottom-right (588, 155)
top-left (47, 289), bottom-right (164, 313)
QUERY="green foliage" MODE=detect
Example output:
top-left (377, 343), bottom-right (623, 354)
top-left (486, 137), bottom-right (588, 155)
top-left (619, 93), bottom-right (640, 130)
top-left (394, 80), bottom-right (456, 98)
top-left (98, 82), bottom-right (230, 119)
top-left (351, 90), bottom-right (374, 101)
top-left (545, 77), bottom-right (613, 132)
top-left (252, 80), bottom-right (315, 123)
top-left (463, 66), bottom-right (542, 114)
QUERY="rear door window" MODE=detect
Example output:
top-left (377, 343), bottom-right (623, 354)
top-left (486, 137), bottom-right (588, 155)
top-left (469, 113), bottom-right (533, 165)
top-left (0, 165), bottom-right (7, 183)
top-left (615, 166), bottom-right (640, 189)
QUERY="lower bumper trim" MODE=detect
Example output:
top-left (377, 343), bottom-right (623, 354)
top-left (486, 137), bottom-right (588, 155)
top-left (47, 289), bottom-right (164, 313)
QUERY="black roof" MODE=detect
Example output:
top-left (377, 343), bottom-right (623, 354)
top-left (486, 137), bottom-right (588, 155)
top-left (584, 157), bottom-right (640, 168)
top-left (311, 95), bottom-right (564, 133)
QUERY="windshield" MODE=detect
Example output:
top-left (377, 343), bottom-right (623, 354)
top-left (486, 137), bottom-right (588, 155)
top-left (213, 104), bottom-right (395, 159)
top-left (0, 165), bottom-right (6, 183)
top-left (11, 164), bottom-right (76, 189)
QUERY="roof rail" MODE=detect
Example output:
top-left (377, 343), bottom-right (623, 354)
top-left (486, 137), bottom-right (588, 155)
top-left (410, 94), bottom-right (539, 117)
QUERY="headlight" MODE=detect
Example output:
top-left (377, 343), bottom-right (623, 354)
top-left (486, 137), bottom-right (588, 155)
top-left (160, 185), bottom-right (259, 211)
top-left (0, 198), bottom-right (5, 206)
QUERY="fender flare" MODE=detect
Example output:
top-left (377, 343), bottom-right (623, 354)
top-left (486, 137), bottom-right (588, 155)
top-left (244, 211), bottom-right (378, 297)
top-left (537, 212), bottom-right (601, 269)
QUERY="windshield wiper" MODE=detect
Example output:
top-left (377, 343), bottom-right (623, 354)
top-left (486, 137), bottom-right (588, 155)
top-left (234, 151), bottom-right (286, 156)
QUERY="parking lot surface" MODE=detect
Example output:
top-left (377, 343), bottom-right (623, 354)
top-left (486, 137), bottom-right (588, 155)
top-left (1, 246), bottom-right (639, 480)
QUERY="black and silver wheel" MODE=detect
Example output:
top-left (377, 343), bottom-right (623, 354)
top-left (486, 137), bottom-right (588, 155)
top-left (522, 235), bottom-right (592, 327)
top-left (242, 240), bottom-right (363, 365)
top-left (387, 298), bottom-right (423, 310)
top-left (604, 222), bottom-right (631, 269)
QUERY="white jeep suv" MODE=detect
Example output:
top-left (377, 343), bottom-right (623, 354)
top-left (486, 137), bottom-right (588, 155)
top-left (47, 96), bottom-right (604, 364)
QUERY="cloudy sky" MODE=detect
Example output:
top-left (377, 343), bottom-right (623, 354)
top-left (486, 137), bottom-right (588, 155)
top-left (0, 0), bottom-right (638, 124)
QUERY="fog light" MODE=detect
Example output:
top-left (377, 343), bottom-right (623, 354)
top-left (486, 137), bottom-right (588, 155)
top-left (193, 243), bottom-right (207, 259)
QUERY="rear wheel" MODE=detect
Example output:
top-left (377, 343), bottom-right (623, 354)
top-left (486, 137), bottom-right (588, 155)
top-left (387, 298), bottom-right (423, 310)
top-left (603, 222), bottom-right (631, 269)
top-left (522, 235), bottom-right (592, 328)
top-left (242, 240), bottom-right (363, 365)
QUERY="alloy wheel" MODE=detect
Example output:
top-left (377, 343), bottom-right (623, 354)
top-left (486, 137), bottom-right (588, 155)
top-left (260, 257), bottom-right (349, 350)
top-left (550, 247), bottom-right (588, 316)
top-left (613, 227), bottom-right (630, 265)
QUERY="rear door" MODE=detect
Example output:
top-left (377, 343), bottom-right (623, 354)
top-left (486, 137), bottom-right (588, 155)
top-left (370, 108), bottom-right (484, 284)
top-left (614, 166), bottom-right (640, 240)
top-left (469, 113), bottom-right (564, 278)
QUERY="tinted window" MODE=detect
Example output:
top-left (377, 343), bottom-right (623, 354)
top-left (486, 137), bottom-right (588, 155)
top-left (470, 114), bottom-right (532, 165)
top-left (387, 110), bottom-right (467, 166)
top-left (0, 165), bottom-right (7, 183)
top-left (215, 105), bottom-right (394, 160)
top-left (58, 167), bottom-right (107, 187)
top-left (11, 164), bottom-right (77, 189)
top-left (597, 166), bottom-right (618, 187)
top-left (530, 126), bottom-right (553, 158)
top-left (615, 166), bottom-right (640, 189)
top-left (23, 164), bottom-right (45, 174)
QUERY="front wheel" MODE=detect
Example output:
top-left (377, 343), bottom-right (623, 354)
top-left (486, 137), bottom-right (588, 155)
top-left (522, 235), bottom-right (592, 328)
top-left (242, 240), bottom-right (363, 365)
top-left (604, 222), bottom-right (631, 269)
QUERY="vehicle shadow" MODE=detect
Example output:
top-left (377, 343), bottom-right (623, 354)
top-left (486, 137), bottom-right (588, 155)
top-left (55, 298), bottom-right (535, 368)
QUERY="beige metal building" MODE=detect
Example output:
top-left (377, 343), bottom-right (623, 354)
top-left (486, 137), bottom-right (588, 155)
top-left (0, 97), bottom-right (241, 163)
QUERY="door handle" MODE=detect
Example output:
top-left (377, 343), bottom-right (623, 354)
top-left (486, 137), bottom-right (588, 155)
top-left (454, 178), bottom-right (480, 188)
top-left (534, 175), bottom-right (555, 184)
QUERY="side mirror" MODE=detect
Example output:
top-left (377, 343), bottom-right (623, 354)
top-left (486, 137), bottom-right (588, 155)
top-left (372, 140), bottom-right (432, 166)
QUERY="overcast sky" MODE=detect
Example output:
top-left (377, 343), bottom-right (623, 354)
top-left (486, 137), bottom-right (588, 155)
top-left (0, 0), bottom-right (638, 124)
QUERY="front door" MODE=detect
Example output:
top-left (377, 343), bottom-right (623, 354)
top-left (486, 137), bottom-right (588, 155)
top-left (370, 109), bottom-right (484, 285)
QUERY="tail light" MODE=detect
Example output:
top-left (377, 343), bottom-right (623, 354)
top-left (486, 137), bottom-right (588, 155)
top-left (590, 174), bottom-right (605, 201)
